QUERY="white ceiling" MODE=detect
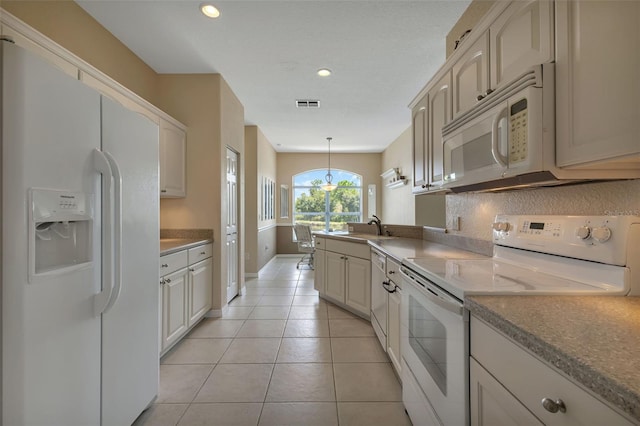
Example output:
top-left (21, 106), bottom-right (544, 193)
top-left (76, 0), bottom-right (470, 153)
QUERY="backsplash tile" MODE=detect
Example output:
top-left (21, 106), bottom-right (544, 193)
top-left (160, 228), bottom-right (214, 240)
top-left (446, 179), bottom-right (640, 241)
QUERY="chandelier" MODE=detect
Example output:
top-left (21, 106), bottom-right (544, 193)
top-left (321, 137), bottom-right (337, 191)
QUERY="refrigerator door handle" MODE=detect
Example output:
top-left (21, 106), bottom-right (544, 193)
top-left (93, 148), bottom-right (115, 316)
top-left (103, 151), bottom-right (123, 314)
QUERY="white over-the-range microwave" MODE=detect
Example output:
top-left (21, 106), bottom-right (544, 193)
top-left (441, 64), bottom-right (556, 192)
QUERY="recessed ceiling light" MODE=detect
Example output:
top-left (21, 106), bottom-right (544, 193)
top-left (200, 4), bottom-right (220, 18)
top-left (317, 68), bottom-right (332, 77)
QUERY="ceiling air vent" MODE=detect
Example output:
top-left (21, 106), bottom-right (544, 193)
top-left (296, 100), bottom-right (320, 108)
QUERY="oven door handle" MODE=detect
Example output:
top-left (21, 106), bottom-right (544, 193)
top-left (400, 268), bottom-right (463, 316)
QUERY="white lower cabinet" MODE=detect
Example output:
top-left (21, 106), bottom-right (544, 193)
top-left (314, 237), bottom-right (371, 318)
top-left (161, 268), bottom-right (189, 350)
top-left (160, 243), bottom-right (213, 356)
top-left (471, 316), bottom-right (634, 426)
top-left (188, 257), bottom-right (213, 327)
top-left (387, 285), bottom-right (402, 376)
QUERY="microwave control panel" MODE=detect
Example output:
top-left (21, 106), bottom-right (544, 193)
top-left (509, 98), bottom-right (528, 164)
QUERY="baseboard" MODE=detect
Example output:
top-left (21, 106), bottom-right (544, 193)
top-left (205, 309), bottom-right (223, 318)
top-left (245, 272), bottom-right (259, 278)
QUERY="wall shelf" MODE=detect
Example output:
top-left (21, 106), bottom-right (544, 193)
top-left (381, 168), bottom-right (407, 189)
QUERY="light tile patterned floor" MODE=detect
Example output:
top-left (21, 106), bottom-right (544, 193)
top-left (134, 257), bottom-right (411, 426)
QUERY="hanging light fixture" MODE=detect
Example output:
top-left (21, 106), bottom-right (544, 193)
top-left (321, 137), bottom-right (337, 191)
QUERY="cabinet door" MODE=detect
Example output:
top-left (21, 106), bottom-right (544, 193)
top-left (161, 268), bottom-right (189, 350)
top-left (325, 252), bottom-right (345, 303)
top-left (160, 119), bottom-right (187, 197)
top-left (556, 0), bottom-right (640, 168)
top-left (470, 358), bottom-right (543, 426)
top-left (314, 249), bottom-right (326, 294)
top-left (345, 256), bottom-right (371, 317)
top-left (188, 257), bottom-right (212, 327)
top-left (387, 287), bottom-right (402, 376)
top-left (452, 31), bottom-right (489, 119)
top-left (411, 95), bottom-right (429, 193)
top-left (490, 0), bottom-right (554, 90)
top-left (428, 71), bottom-right (452, 188)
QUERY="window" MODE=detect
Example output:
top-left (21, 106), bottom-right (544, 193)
top-left (293, 169), bottom-right (362, 232)
top-left (260, 176), bottom-right (275, 221)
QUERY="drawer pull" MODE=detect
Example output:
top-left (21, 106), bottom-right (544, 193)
top-left (541, 398), bottom-right (566, 414)
top-left (161, 189), bottom-right (167, 193)
top-left (160, 278), bottom-right (165, 285)
top-left (200, 251), bottom-right (206, 255)
top-left (165, 278), bottom-right (172, 284)
top-left (388, 270), bottom-right (395, 275)
top-left (189, 268), bottom-right (195, 272)
top-left (161, 263), bottom-right (168, 268)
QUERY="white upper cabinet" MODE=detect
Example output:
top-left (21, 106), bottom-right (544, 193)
top-left (490, 0), bottom-right (554, 90)
top-left (452, 31), bottom-right (489, 119)
top-left (427, 70), bottom-right (452, 188)
top-left (411, 95), bottom-right (429, 193)
top-left (160, 119), bottom-right (187, 198)
top-left (555, 0), bottom-right (640, 168)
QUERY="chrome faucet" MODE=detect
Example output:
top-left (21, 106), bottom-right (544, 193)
top-left (368, 215), bottom-right (382, 236)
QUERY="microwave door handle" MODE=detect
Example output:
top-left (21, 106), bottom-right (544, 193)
top-left (491, 106), bottom-right (509, 168)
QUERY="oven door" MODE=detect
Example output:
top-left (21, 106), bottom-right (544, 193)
top-left (400, 267), bottom-right (469, 426)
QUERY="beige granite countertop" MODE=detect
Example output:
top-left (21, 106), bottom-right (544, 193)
top-left (160, 238), bottom-right (213, 256)
top-left (467, 296), bottom-right (640, 421)
top-left (314, 233), bottom-right (487, 263)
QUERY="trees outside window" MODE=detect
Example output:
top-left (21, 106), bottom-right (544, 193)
top-left (293, 169), bottom-right (362, 232)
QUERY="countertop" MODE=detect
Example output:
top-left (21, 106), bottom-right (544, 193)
top-left (314, 233), bottom-right (486, 264)
top-left (467, 295), bottom-right (640, 421)
top-left (160, 238), bottom-right (213, 256)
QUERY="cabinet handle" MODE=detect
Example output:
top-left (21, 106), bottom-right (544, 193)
top-left (189, 268), bottom-right (195, 272)
top-left (200, 251), bottom-right (206, 255)
top-left (541, 398), bottom-right (566, 414)
top-left (160, 278), bottom-right (165, 285)
top-left (160, 189), bottom-right (167, 193)
top-left (485, 88), bottom-right (494, 96)
top-left (388, 270), bottom-right (395, 275)
top-left (476, 94), bottom-right (485, 101)
top-left (161, 263), bottom-right (169, 268)
top-left (165, 278), bottom-right (171, 283)
top-left (382, 280), bottom-right (397, 294)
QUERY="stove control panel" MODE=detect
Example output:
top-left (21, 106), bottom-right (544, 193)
top-left (492, 215), bottom-right (639, 266)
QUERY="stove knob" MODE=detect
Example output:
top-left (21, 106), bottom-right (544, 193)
top-left (575, 226), bottom-right (591, 240)
top-left (591, 226), bottom-right (612, 243)
top-left (492, 222), bottom-right (510, 232)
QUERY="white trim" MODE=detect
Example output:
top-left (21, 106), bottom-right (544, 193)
top-left (0, 9), bottom-right (185, 130)
top-left (258, 223), bottom-right (277, 232)
top-left (245, 272), bottom-right (259, 278)
top-left (205, 309), bottom-right (223, 318)
top-left (277, 222), bottom-right (294, 227)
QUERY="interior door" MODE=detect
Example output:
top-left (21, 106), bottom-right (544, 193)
top-left (226, 148), bottom-right (239, 303)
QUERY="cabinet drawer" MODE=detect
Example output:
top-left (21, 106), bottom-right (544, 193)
top-left (325, 239), bottom-right (370, 260)
top-left (471, 316), bottom-right (634, 425)
top-left (386, 258), bottom-right (402, 288)
top-left (188, 243), bottom-right (212, 264)
top-left (314, 237), bottom-right (325, 249)
top-left (160, 250), bottom-right (188, 277)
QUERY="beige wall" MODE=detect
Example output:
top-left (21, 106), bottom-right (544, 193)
top-left (2, 1), bottom-right (159, 104)
top-left (381, 126), bottom-right (415, 225)
top-left (245, 126), bottom-right (277, 274)
top-left (445, 0), bottom-right (496, 58)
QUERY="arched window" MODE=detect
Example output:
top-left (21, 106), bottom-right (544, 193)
top-left (293, 169), bottom-right (362, 232)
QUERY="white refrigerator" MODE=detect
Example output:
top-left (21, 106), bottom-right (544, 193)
top-left (2, 40), bottom-right (160, 425)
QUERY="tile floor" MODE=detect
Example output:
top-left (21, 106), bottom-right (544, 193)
top-left (134, 256), bottom-right (411, 426)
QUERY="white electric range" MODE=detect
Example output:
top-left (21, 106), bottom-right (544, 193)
top-left (399, 215), bottom-right (640, 426)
